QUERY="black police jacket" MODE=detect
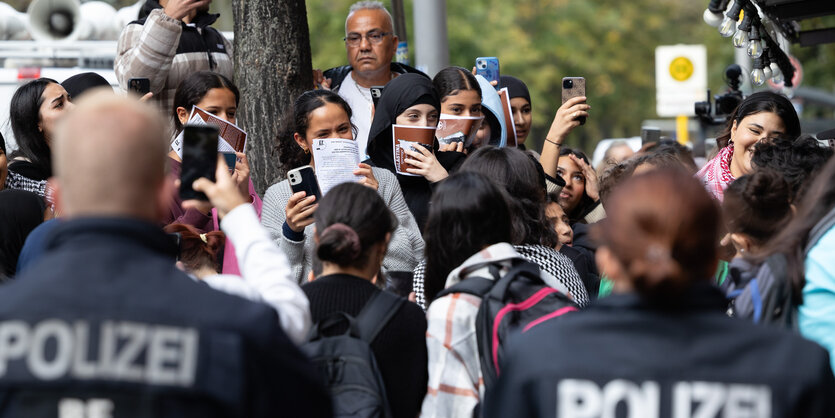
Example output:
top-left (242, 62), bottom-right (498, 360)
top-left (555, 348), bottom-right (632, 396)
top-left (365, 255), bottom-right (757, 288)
top-left (484, 283), bottom-right (835, 418)
top-left (0, 217), bottom-right (331, 418)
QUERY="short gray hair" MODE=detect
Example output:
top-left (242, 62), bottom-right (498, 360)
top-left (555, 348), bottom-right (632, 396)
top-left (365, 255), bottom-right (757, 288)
top-left (345, 1), bottom-right (393, 34)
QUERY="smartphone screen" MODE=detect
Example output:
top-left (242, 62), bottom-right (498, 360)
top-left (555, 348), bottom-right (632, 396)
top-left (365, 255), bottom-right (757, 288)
top-left (179, 125), bottom-right (219, 201)
top-left (475, 57), bottom-right (500, 84)
top-left (561, 77), bottom-right (586, 125)
top-left (128, 77), bottom-right (150, 95)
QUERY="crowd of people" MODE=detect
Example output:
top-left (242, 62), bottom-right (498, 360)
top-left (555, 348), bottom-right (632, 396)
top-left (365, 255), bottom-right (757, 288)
top-left (0, 0), bottom-right (834, 416)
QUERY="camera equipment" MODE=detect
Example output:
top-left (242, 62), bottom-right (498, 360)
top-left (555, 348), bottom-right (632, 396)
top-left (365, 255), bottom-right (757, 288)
top-left (563, 79), bottom-right (573, 89)
top-left (694, 64), bottom-right (744, 126)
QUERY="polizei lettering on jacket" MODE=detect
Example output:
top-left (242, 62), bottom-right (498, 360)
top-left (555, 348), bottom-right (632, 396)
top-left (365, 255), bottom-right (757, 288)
top-left (557, 379), bottom-right (771, 418)
top-left (0, 320), bottom-right (198, 386)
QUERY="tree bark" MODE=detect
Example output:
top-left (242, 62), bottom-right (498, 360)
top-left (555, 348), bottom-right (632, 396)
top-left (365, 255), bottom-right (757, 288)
top-left (232, 0), bottom-right (313, 195)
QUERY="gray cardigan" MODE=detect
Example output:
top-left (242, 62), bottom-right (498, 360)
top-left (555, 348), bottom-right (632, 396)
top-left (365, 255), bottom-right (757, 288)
top-left (262, 167), bottom-right (425, 284)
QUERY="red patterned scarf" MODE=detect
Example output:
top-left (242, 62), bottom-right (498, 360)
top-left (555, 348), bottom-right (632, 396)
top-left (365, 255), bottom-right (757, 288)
top-left (697, 145), bottom-right (735, 202)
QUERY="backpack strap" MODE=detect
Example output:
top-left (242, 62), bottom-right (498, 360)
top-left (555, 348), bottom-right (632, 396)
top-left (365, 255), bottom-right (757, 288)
top-left (354, 290), bottom-right (406, 343)
top-left (435, 275), bottom-right (496, 300)
top-left (805, 206), bottom-right (835, 255)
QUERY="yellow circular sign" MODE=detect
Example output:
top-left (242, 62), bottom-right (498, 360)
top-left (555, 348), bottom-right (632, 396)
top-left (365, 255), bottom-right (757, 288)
top-left (669, 56), bottom-right (694, 82)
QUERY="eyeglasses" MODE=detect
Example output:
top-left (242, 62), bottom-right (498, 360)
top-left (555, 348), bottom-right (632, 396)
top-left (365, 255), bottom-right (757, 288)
top-left (344, 31), bottom-right (392, 47)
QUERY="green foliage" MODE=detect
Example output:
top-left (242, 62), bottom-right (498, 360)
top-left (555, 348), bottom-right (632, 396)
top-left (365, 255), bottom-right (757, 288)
top-left (301, 0), bottom-right (832, 153)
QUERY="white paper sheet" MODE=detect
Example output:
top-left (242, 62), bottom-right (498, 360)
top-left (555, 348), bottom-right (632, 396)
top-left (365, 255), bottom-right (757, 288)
top-left (311, 138), bottom-right (362, 195)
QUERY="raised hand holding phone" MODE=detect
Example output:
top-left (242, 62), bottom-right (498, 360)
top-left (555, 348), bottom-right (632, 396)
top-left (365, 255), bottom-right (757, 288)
top-left (561, 77), bottom-right (587, 125)
top-left (184, 156), bottom-right (248, 219)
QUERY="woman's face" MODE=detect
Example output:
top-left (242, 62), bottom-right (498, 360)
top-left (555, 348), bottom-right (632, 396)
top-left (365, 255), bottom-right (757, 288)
top-left (196, 87), bottom-right (237, 125)
top-left (38, 83), bottom-right (74, 143)
top-left (294, 102), bottom-right (353, 164)
top-left (556, 155), bottom-right (586, 214)
top-left (509, 97), bottom-right (532, 143)
top-left (395, 104), bottom-right (439, 127)
top-left (546, 201), bottom-right (573, 249)
top-left (730, 111), bottom-right (785, 176)
top-left (474, 120), bottom-right (491, 148)
top-left (178, 87), bottom-right (237, 128)
top-left (440, 89), bottom-right (482, 117)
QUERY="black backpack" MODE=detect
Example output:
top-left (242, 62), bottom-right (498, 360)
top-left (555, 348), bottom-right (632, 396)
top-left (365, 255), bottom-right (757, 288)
top-left (302, 291), bottom-right (405, 418)
top-left (435, 260), bottom-right (578, 389)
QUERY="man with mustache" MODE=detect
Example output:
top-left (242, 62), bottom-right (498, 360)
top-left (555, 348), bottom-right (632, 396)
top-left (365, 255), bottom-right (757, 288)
top-left (317, 1), bottom-right (424, 159)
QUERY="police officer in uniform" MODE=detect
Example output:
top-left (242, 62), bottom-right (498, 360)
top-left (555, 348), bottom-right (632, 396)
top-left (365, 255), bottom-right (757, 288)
top-left (0, 92), bottom-right (331, 417)
top-left (484, 169), bottom-right (835, 418)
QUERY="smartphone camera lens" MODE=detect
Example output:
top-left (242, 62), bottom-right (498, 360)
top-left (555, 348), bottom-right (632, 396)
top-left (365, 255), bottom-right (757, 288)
top-left (477, 61), bottom-right (485, 69)
top-left (563, 79), bottom-right (573, 89)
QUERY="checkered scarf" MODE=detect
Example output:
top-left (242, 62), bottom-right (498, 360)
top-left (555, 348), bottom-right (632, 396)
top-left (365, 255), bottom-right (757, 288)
top-left (697, 145), bottom-right (735, 202)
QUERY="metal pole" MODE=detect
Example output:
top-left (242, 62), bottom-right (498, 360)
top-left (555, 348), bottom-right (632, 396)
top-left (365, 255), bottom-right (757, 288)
top-left (413, 0), bottom-right (449, 77)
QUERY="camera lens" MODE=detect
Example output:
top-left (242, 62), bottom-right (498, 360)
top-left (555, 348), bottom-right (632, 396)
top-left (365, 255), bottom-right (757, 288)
top-left (563, 79), bottom-right (573, 89)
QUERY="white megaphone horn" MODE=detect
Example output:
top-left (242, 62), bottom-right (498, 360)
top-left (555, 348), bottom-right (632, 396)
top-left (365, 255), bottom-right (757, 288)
top-left (28, 0), bottom-right (122, 41)
top-left (0, 2), bottom-right (30, 40)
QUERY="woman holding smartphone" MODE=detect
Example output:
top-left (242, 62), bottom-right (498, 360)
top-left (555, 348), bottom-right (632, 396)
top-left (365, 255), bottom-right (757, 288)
top-left (262, 89), bottom-right (424, 284)
top-left (366, 72), bottom-right (462, 229)
top-left (167, 71), bottom-right (259, 275)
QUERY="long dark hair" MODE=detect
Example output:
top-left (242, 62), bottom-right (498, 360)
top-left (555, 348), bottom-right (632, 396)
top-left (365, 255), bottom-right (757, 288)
top-left (423, 171), bottom-right (512, 303)
top-left (559, 147), bottom-right (597, 223)
top-left (276, 89), bottom-right (355, 170)
top-left (172, 71), bottom-right (239, 133)
top-left (756, 157), bottom-right (835, 304)
top-left (314, 182), bottom-right (396, 269)
top-left (460, 146), bottom-right (558, 248)
top-left (716, 91), bottom-right (801, 149)
top-left (9, 78), bottom-right (58, 176)
top-left (432, 66), bottom-right (481, 103)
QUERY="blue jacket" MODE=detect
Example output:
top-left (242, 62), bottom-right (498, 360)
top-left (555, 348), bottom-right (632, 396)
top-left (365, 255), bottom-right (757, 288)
top-left (484, 283), bottom-right (835, 417)
top-left (0, 217), bottom-right (330, 417)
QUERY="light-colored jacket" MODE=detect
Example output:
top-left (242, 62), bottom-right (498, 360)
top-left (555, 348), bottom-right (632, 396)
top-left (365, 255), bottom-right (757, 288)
top-left (421, 243), bottom-right (527, 418)
top-left (115, 7), bottom-right (234, 116)
top-left (261, 167), bottom-right (425, 284)
top-left (202, 204), bottom-right (311, 346)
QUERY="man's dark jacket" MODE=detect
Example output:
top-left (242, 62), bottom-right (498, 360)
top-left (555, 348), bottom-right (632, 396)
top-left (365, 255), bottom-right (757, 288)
top-left (323, 62), bottom-right (424, 91)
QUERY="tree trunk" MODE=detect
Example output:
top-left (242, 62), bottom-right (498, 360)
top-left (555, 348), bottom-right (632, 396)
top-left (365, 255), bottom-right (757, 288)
top-left (232, 0), bottom-right (312, 195)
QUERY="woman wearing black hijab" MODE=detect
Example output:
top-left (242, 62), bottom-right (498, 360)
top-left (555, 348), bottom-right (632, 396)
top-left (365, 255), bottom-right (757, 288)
top-left (0, 190), bottom-right (46, 280)
top-left (366, 73), bottom-right (465, 229)
top-left (499, 75), bottom-right (533, 149)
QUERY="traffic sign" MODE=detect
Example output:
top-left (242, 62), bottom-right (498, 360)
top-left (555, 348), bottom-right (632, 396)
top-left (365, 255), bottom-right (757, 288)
top-left (656, 45), bottom-right (707, 117)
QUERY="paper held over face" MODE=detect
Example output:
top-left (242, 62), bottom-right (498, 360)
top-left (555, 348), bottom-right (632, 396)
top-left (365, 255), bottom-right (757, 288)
top-left (172, 106), bottom-right (248, 158)
top-left (311, 138), bottom-right (363, 195)
top-left (498, 88), bottom-right (518, 147)
top-left (435, 114), bottom-right (483, 147)
top-left (392, 124), bottom-right (437, 176)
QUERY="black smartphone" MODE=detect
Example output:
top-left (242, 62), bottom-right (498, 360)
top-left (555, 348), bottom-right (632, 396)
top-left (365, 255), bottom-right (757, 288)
top-left (179, 124), bottom-right (219, 201)
top-left (128, 77), bottom-right (150, 95)
top-left (561, 77), bottom-right (586, 125)
top-left (370, 86), bottom-right (384, 107)
top-left (168, 232), bottom-right (182, 262)
top-left (287, 165), bottom-right (322, 202)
